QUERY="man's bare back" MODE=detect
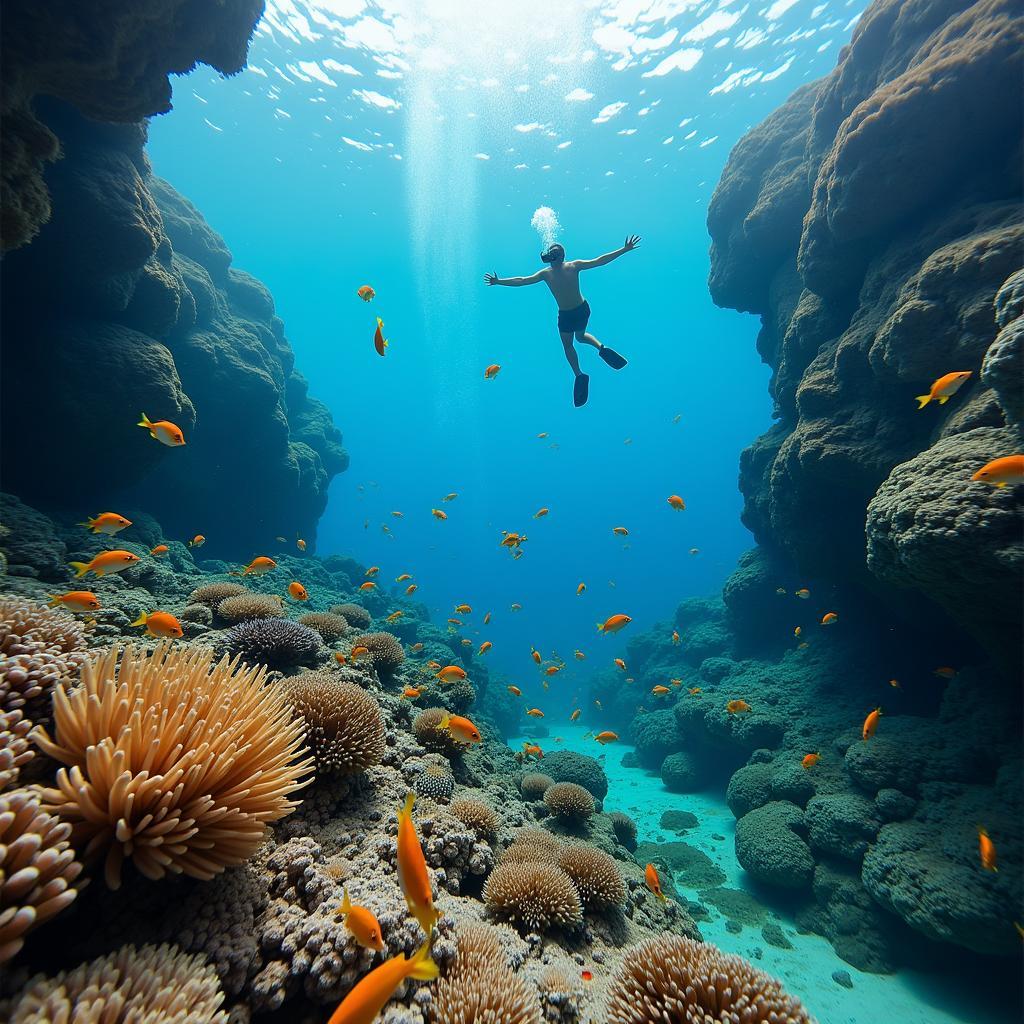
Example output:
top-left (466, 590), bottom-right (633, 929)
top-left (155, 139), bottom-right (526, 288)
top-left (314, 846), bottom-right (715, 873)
top-left (484, 235), bottom-right (640, 407)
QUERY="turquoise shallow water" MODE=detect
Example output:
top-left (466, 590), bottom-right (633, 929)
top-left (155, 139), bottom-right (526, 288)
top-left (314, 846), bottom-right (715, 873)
top-left (511, 725), bottom-right (1019, 1024)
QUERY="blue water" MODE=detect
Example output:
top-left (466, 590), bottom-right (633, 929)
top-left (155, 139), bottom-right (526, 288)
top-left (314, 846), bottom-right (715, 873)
top-left (148, 0), bottom-right (862, 685)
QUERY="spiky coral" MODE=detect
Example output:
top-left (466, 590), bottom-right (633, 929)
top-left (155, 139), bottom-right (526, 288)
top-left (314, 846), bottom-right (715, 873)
top-left (414, 706), bottom-right (463, 754)
top-left (298, 612), bottom-right (351, 643)
top-left (558, 844), bottom-right (627, 911)
top-left (415, 760), bottom-right (456, 801)
top-left (482, 861), bottom-right (583, 933)
top-left (608, 810), bottom-right (638, 850)
top-left (0, 788), bottom-right (83, 963)
top-left (331, 602), bottom-right (371, 628)
top-left (217, 593), bottom-right (286, 623)
top-left (188, 582), bottom-right (248, 608)
top-left (282, 672), bottom-right (385, 775)
top-left (606, 934), bottom-right (813, 1024)
top-left (8, 942), bottom-right (228, 1022)
top-left (0, 595), bottom-right (89, 713)
top-left (221, 617), bottom-right (322, 671)
top-left (543, 782), bottom-right (595, 822)
top-left (32, 644), bottom-right (313, 889)
top-left (520, 772), bottom-right (555, 799)
top-left (498, 828), bottom-right (566, 866)
top-left (350, 631), bottom-right (405, 672)
top-left (431, 922), bottom-right (542, 1024)
top-left (450, 797), bottom-right (500, 840)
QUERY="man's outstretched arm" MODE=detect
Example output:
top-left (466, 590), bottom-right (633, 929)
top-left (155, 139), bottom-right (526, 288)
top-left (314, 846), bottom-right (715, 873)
top-left (574, 234), bottom-right (641, 271)
top-left (484, 270), bottom-right (546, 287)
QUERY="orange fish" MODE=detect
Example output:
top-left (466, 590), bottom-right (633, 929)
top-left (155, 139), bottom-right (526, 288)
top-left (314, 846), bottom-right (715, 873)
top-left (671, 630), bottom-right (680, 644)
top-left (189, 535), bottom-right (206, 548)
top-left (645, 862), bottom-right (666, 901)
top-left (440, 712), bottom-right (481, 744)
top-left (350, 646), bottom-right (371, 663)
top-left (401, 687), bottom-right (422, 699)
top-left (392, 511), bottom-right (404, 518)
top-left (667, 495), bottom-right (686, 511)
top-left (242, 556), bottom-right (276, 575)
top-left (396, 794), bottom-right (440, 937)
top-left (48, 591), bottom-right (101, 612)
top-left (130, 610), bottom-right (183, 639)
top-left (297, 539), bottom-right (307, 551)
top-left (526, 708), bottom-right (545, 718)
top-left (688, 687), bottom-right (702, 695)
top-left (454, 603), bottom-right (472, 614)
top-left (574, 650), bottom-right (586, 660)
top-left (802, 753), bottom-right (820, 769)
top-left (360, 581), bottom-right (377, 591)
top-left (594, 731), bottom-right (618, 745)
top-left (431, 509), bottom-right (447, 520)
top-left (69, 550), bottom-right (140, 578)
top-left (79, 512), bottom-right (132, 536)
top-left (978, 827), bottom-right (998, 872)
top-left (570, 709), bottom-right (581, 721)
top-left (934, 666), bottom-right (957, 679)
top-left (288, 581), bottom-right (308, 601)
top-left (614, 658), bottom-right (626, 672)
top-left (334, 652), bottom-right (347, 665)
top-left (442, 493), bottom-right (458, 502)
top-left (726, 699), bottom-right (751, 715)
top-left (326, 940), bottom-right (437, 1024)
top-left (545, 665), bottom-right (561, 676)
top-left (534, 507), bottom-right (550, 518)
top-left (483, 612), bottom-right (492, 625)
top-left (447, 618), bottom-right (463, 627)
top-left (356, 284), bottom-right (375, 302)
top-left (612, 526), bottom-right (629, 536)
top-left (581, 970), bottom-right (593, 982)
top-left (794, 626), bottom-right (803, 638)
top-left (500, 532), bottom-right (526, 547)
top-left (336, 887), bottom-right (384, 951)
top-left (916, 371), bottom-right (971, 409)
top-left (427, 660), bottom-right (442, 671)
top-left (971, 454), bottom-right (1024, 487)
top-left (410, 643), bottom-right (424, 653)
top-left (484, 364), bottom-right (501, 379)
top-left (651, 685), bottom-right (670, 696)
top-left (507, 685), bottom-right (522, 697)
top-left (531, 649), bottom-right (542, 664)
top-left (862, 707), bottom-right (882, 741)
top-left (669, 678), bottom-right (682, 687)
top-left (576, 583), bottom-right (586, 595)
top-left (821, 612), bottom-right (839, 626)
top-left (150, 544), bottom-right (169, 557)
top-left (523, 743), bottom-right (544, 759)
top-left (795, 588), bottom-right (810, 599)
top-left (597, 614), bottom-right (631, 634)
top-left (396, 574), bottom-right (413, 582)
top-left (137, 412), bottom-right (185, 447)
top-left (365, 567), bottom-right (380, 577)
top-left (436, 665), bottom-right (467, 683)
top-left (478, 641), bottom-right (492, 655)
top-left (373, 317), bottom-right (388, 356)
top-left (460, 639), bottom-right (473, 647)
top-left (386, 611), bottom-right (403, 623)
top-left (405, 584), bottom-right (418, 595)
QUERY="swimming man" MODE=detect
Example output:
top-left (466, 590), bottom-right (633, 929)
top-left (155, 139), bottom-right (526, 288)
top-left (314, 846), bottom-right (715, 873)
top-left (484, 235), bottom-right (640, 407)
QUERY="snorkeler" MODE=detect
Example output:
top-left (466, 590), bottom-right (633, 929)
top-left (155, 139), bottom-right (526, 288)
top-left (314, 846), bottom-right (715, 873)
top-left (484, 235), bottom-right (640, 407)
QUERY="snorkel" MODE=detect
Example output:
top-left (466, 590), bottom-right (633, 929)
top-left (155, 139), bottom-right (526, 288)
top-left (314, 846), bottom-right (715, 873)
top-left (541, 243), bottom-right (565, 264)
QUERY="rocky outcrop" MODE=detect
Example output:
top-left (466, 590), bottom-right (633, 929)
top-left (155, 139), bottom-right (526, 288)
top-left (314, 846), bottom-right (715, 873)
top-left (0, 103), bottom-right (346, 557)
top-left (1, 0), bottom-right (264, 250)
top-left (707, 0), bottom-right (1023, 663)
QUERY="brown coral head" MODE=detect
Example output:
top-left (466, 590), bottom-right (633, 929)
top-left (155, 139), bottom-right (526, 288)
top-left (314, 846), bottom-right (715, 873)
top-left (413, 706), bottom-right (462, 754)
top-left (187, 582), bottom-right (248, 608)
top-left (497, 828), bottom-right (566, 866)
top-left (216, 592), bottom-right (286, 623)
top-left (482, 861), bottom-right (583, 933)
top-left (298, 612), bottom-right (351, 643)
top-left (543, 782), bottom-right (595, 821)
top-left (557, 844), bottom-right (627, 911)
top-left (450, 797), bottom-right (500, 840)
top-left (331, 603), bottom-right (371, 628)
top-left (606, 934), bottom-right (814, 1024)
top-left (350, 631), bottom-right (405, 672)
top-left (519, 772), bottom-right (555, 799)
top-left (31, 643), bottom-right (313, 889)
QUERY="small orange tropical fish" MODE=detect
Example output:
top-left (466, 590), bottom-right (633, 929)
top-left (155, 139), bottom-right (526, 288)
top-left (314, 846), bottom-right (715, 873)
top-left (436, 665), bottom-right (467, 683)
top-left (396, 794), bottom-right (440, 938)
top-left (391, 510), bottom-right (404, 518)
top-left (978, 828), bottom-right (998, 872)
top-left (349, 646), bottom-right (371, 663)
top-left (359, 581), bottom-right (376, 591)
top-left (401, 686), bottom-right (422, 699)
top-left (594, 731), bottom-right (618, 745)
top-left (426, 660), bottom-right (442, 671)
top-left (612, 526), bottom-right (629, 536)
top-left (526, 708), bottom-right (545, 718)
top-left (484, 363), bottom-right (501, 379)
top-left (405, 584), bottom-right (418, 595)
top-left (651, 685), bottom-right (671, 696)
top-left (795, 588), bottom-right (810, 599)
top-left (336, 887), bottom-right (384, 951)
top-left (461, 638), bottom-right (473, 647)
top-left (483, 611), bottom-right (492, 624)
top-left (645, 862), bottom-right (666, 901)
top-left (478, 641), bottom-right (492, 655)
top-left (534, 507), bottom-right (550, 518)
top-left (242, 556), bottom-right (276, 575)
top-left (454, 603), bottom-right (472, 614)
top-left (671, 630), bottom-right (680, 644)
top-left (667, 495), bottom-right (686, 510)
top-left (688, 687), bottom-right (702, 695)
top-left (794, 626), bottom-right (803, 637)
top-left (297, 539), bottom-right (307, 551)
top-left (396, 574), bottom-right (413, 582)
top-left (916, 371), bottom-right (971, 409)
top-left (79, 512), bottom-right (132, 535)
top-left (137, 412), bottom-right (185, 446)
top-left (574, 650), bottom-right (586, 660)
top-left (364, 567), bottom-right (379, 577)
top-left (802, 753), bottom-right (820, 769)
top-left (500, 532), bottom-right (526, 547)
top-left (130, 610), bottom-right (183, 639)
top-left (326, 940), bottom-right (437, 1024)
top-left (545, 665), bottom-right (561, 676)
top-left (862, 707), bottom-right (882, 741)
top-left (386, 611), bottom-right (404, 623)
top-left (150, 544), bottom-right (169, 557)
top-left (48, 591), bottom-right (101, 612)
top-left (442, 492), bottom-right (458, 502)
top-left (531, 649), bottom-right (542, 664)
top-left (523, 743), bottom-right (544, 759)
top-left (69, 550), bottom-right (140, 578)
top-left (581, 970), bottom-right (593, 982)
top-left (410, 643), bottom-right (424, 653)
top-left (821, 612), bottom-right (839, 626)
top-left (576, 582), bottom-right (586, 596)
top-left (507, 685), bottom-right (522, 697)
top-left (971, 454), bottom-right (1024, 487)
top-left (669, 678), bottom-right (682, 687)
top-left (447, 619), bottom-right (463, 628)
top-left (431, 509), bottom-right (447, 520)
top-left (356, 284), bottom-right (375, 302)
top-left (440, 712), bottom-right (482, 744)
top-left (726, 699), bottom-right (752, 714)
top-left (373, 317), bottom-right (388, 356)
top-left (288, 581), bottom-right (308, 601)
top-left (597, 614), bottom-right (631, 634)
top-left (189, 535), bottom-right (206, 548)
top-left (614, 658), bottom-right (626, 672)
top-left (334, 652), bottom-right (347, 665)
top-left (934, 666), bottom-right (957, 679)
top-left (570, 709), bottom-right (581, 721)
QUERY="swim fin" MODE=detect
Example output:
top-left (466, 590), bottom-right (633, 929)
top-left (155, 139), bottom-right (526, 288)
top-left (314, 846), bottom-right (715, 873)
top-left (573, 373), bottom-right (590, 407)
top-left (599, 346), bottom-right (627, 369)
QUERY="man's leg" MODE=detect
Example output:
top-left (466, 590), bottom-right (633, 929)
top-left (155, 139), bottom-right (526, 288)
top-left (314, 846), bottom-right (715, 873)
top-left (560, 331), bottom-right (582, 375)
top-left (575, 330), bottom-right (601, 350)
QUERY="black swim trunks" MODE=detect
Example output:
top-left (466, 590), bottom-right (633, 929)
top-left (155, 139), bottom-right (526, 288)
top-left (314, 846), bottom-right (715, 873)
top-left (557, 300), bottom-right (591, 334)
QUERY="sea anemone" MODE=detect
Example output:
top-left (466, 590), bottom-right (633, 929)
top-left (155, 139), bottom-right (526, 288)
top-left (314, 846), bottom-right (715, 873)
top-left (606, 934), bottom-right (814, 1024)
top-left (282, 672), bottom-right (385, 775)
top-left (557, 844), bottom-right (627, 911)
top-left (413, 707), bottom-right (462, 754)
top-left (431, 922), bottom-right (542, 1024)
top-left (7, 943), bottom-right (228, 1022)
top-left (0, 709), bottom-right (33, 791)
top-left (608, 811), bottom-right (638, 850)
top-left (32, 643), bottom-right (313, 889)
top-left (0, 788), bottom-right (83, 963)
top-left (414, 760), bottom-right (456, 801)
top-left (543, 782), bottom-right (595, 823)
top-left (187, 582), bottom-right (248, 608)
top-left (222, 617), bottom-right (322, 671)
top-left (350, 631), bottom-right (405, 672)
top-left (331, 603), bottom-right (371, 628)
top-left (483, 861), bottom-right (583, 933)
top-left (216, 592), bottom-right (286, 624)
top-left (0, 596), bottom-right (89, 713)
top-left (450, 797), bottom-right (500, 840)
top-left (520, 772), bottom-right (555, 800)
top-left (498, 828), bottom-right (566, 866)
top-left (299, 612), bottom-right (351, 643)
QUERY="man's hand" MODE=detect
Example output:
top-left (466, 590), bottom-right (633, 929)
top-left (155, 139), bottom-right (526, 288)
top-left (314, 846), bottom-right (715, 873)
top-left (623, 234), bottom-right (641, 252)
top-left (484, 271), bottom-right (500, 286)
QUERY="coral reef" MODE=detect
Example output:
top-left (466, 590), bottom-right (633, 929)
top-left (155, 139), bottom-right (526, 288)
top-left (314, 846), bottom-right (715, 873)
top-left (0, 710), bottom-right (33, 791)
top-left (449, 798), bottom-right (500, 841)
top-left (350, 631), bottom-right (406, 673)
top-left (543, 783), bottom-right (596, 823)
top-left (520, 772), bottom-right (556, 800)
top-left (331, 603), bottom-right (371, 629)
top-left (557, 845), bottom-right (627, 911)
top-left (298, 612), bottom-right (351, 643)
top-left (221, 617), bottom-right (323, 671)
top-left (483, 862), bottom-right (584, 934)
top-left (217, 593), bottom-right (287, 624)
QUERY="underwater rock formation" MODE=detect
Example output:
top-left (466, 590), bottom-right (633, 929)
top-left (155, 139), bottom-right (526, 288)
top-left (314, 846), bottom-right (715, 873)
top-left (707, 0), bottom-right (1023, 663)
top-left (0, 101), bottom-right (346, 558)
